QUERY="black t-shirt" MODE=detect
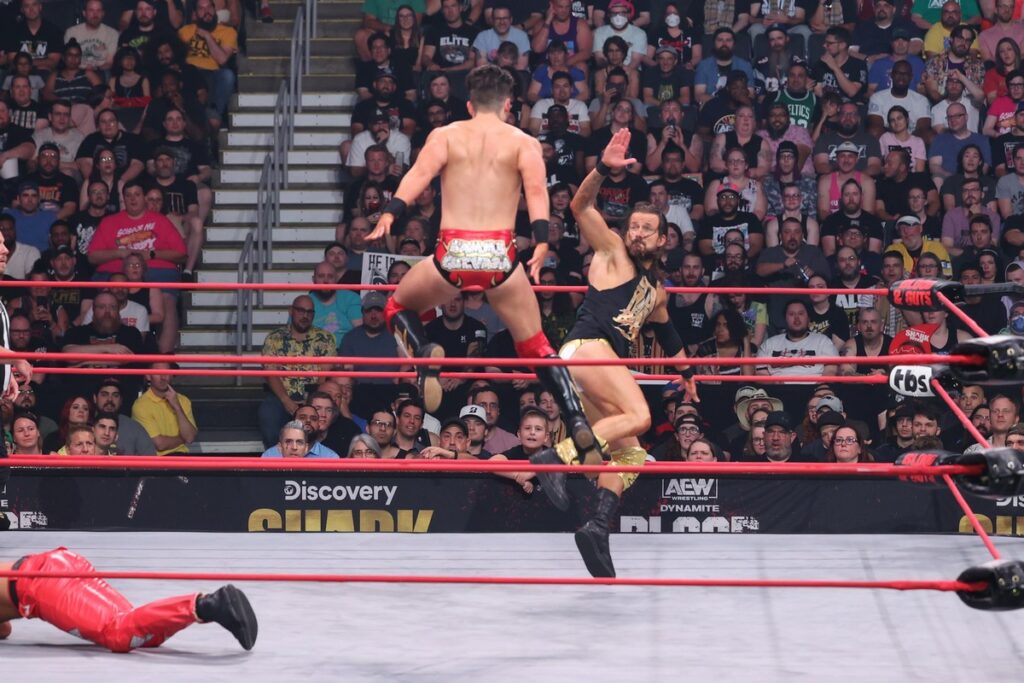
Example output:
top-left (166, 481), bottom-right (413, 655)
top-left (811, 55), bottom-right (868, 101)
top-left (152, 174), bottom-right (198, 215)
top-left (26, 170), bottom-right (77, 213)
top-left (69, 209), bottom-right (107, 257)
top-left (143, 94), bottom-right (207, 137)
top-left (663, 176), bottom-right (703, 215)
top-left (993, 132), bottom-right (1024, 171)
top-left (585, 126), bottom-right (646, 164)
top-left (153, 137), bottom-right (211, 178)
top-left (647, 24), bottom-right (700, 65)
top-left (61, 321), bottom-right (146, 396)
top-left (355, 59), bottom-right (416, 95)
top-left (416, 95), bottom-right (469, 126)
top-left (876, 172), bottom-right (934, 218)
top-left (424, 22), bottom-right (478, 69)
top-left (808, 303), bottom-right (850, 341)
top-left (697, 95), bottom-right (738, 135)
top-left (425, 315), bottom-right (487, 358)
top-left (641, 67), bottom-right (693, 104)
top-left (344, 175), bottom-right (399, 218)
top-left (351, 96), bottom-right (418, 131)
top-left (819, 211), bottom-right (884, 243)
top-left (76, 131), bottom-right (147, 172)
top-left (8, 100), bottom-right (47, 131)
top-left (542, 130), bottom-right (586, 185)
top-left (118, 0), bottom-right (184, 34)
top-left (118, 25), bottom-right (176, 73)
top-left (596, 173), bottom-right (651, 222)
top-left (6, 20), bottom-right (64, 59)
top-left (46, 275), bottom-right (94, 323)
top-left (0, 122), bottom-right (32, 153)
top-left (697, 212), bottom-right (764, 255)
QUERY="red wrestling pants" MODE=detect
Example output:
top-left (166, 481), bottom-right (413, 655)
top-left (433, 229), bottom-right (517, 290)
top-left (13, 547), bottom-right (197, 652)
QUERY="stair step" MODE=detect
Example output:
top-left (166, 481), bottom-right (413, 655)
top-left (222, 148), bottom-right (340, 166)
top-left (199, 269), bottom-right (326, 284)
top-left (212, 207), bottom-right (341, 224)
top-left (230, 111), bottom-right (351, 128)
top-left (213, 188), bottom-right (344, 204)
top-left (239, 73), bottom-right (355, 91)
top-left (246, 36), bottom-right (353, 56)
top-left (246, 17), bottom-right (358, 39)
top-left (188, 309), bottom-right (296, 325)
top-left (182, 329), bottom-right (271, 347)
top-left (218, 167), bottom-right (338, 184)
top-left (208, 225), bottom-right (336, 242)
top-left (203, 247), bottom-right (328, 264)
top-left (224, 130), bottom-right (344, 148)
top-left (192, 291), bottom-right (298, 307)
top-left (241, 55), bottom-right (356, 76)
top-left (235, 92), bottom-right (356, 109)
top-left (254, 1), bottom-right (361, 21)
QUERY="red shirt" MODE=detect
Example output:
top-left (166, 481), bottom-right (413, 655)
top-left (88, 210), bottom-right (187, 273)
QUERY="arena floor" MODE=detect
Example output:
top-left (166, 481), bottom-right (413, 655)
top-left (1, 532), bottom-right (1022, 682)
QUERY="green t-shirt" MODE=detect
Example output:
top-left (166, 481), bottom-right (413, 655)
top-left (911, 0), bottom-right (979, 27)
top-left (363, 0), bottom-right (425, 23)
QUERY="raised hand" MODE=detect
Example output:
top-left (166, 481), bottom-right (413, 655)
top-left (601, 128), bottom-right (638, 171)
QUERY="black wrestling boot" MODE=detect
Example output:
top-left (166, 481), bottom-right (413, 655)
top-left (575, 487), bottom-right (621, 578)
top-left (196, 585), bottom-right (259, 650)
top-left (390, 309), bottom-right (444, 413)
top-left (535, 362), bottom-right (605, 466)
top-left (530, 448), bottom-right (570, 512)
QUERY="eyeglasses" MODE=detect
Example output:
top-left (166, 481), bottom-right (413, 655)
top-left (752, 437), bottom-right (764, 444)
top-left (833, 437), bottom-right (858, 445)
top-left (370, 419), bottom-right (394, 427)
top-left (350, 448), bottom-right (375, 456)
top-left (292, 306), bottom-right (314, 315)
top-left (676, 425), bottom-right (701, 434)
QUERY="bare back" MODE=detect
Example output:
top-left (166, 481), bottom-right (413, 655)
top-left (438, 118), bottom-right (537, 231)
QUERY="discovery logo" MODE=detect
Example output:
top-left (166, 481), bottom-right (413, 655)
top-left (661, 478), bottom-right (718, 501)
top-left (284, 480), bottom-right (398, 506)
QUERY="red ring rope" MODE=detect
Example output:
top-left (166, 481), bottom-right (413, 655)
top-left (0, 568), bottom-right (985, 592)
top-left (6, 351), bottom-right (984, 367)
top-left (4, 455), bottom-right (985, 476)
top-left (937, 291), bottom-right (990, 337)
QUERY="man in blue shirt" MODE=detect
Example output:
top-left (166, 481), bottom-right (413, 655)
top-left (261, 410), bottom-right (340, 459)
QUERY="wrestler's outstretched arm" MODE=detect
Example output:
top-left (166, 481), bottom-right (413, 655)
top-left (518, 134), bottom-right (552, 283)
top-left (369, 128), bottom-right (450, 242)
top-left (647, 287), bottom-right (700, 403)
top-left (570, 128), bottom-right (637, 255)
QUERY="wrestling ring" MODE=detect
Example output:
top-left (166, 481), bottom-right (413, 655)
top-left (2, 278), bottom-right (1024, 681)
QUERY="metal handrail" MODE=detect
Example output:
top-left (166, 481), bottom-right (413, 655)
top-left (240, 0), bottom-right (318, 349)
top-left (235, 231), bottom-right (256, 384)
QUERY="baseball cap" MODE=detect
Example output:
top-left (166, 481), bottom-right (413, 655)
top-left (52, 244), bottom-right (74, 257)
top-left (607, 0), bottom-right (635, 16)
top-left (373, 67), bottom-right (398, 82)
top-left (816, 395), bottom-right (844, 414)
top-left (776, 141), bottom-right (798, 158)
top-left (37, 142), bottom-right (60, 156)
top-left (655, 45), bottom-right (679, 58)
top-left (459, 404), bottom-right (487, 423)
top-left (766, 23), bottom-right (788, 36)
top-left (896, 214), bottom-right (922, 227)
top-left (892, 27), bottom-right (910, 39)
top-left (717, 184), bottom-right (740, 197)
top-left (152, 145), bottom-right (176, 160)
top-left (840, 222), bottom-right (865, 234)
top-left (764, 411), bottom-right (794, 431)
top-left (733, 385), bottom-right (760, 406)
top-left (361, 291), bottom-right (387, 310)
top-left (440, 417), bottom-right (467, 434)
top-left (817, 411), bottom-right (845, 428)
top-left (834, 141), bottom-right (859, 155)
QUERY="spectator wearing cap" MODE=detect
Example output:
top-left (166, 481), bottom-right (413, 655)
top-left (887, 214), bottom-right (952, 277)
top-left (694, 28), bottom-right (754, 105)
top-left (867, 60), bottom-right (932, 141)
top-left (866, 28), bottom-right (926, 97)
top-left (850, 0), bottom-right (921, 65)
top-left (91, 377), bottom-right (155, 454)
top-left (817, 141), bottom-right (878, 222)
top-left (472, 5), bottom-right (530, 70)
top-left (356, 31), bottom-right (416, 101)
top-left (758, 410), bottom-right (811, 462)
top-left (655, 413), bottom-right (704, 461)
top-left (150, 106), bottom-right (214, 225)
top-left (752, 25), bottom-right (796, 102)
top-left (176, 0), bottom-right (238, 124)
top-left (980, 1), bottom-right (1024, 63)
top-left (763, 155), bottom-right (819, 244)
top-left (812, 100), bottom-right (883, 176)
top-left (593, 0), bottom-right (648, 67)
top-left (819, 178), bottom-right (884, 257)
top-left (642, 45), bottom-right (691, 110)
top-left (757, 299), bottom-right (839, 376)
top-left (47, 241), bottom-right (94, 328)
top-left (3, 181), bottom-right (55, 252)
top-left (458, 404), bottom-right (491, 458)
top-left (757, 102), bottom-right (813, 177)
top-left (344, 108), bottom-right (412, 180)
top-left (803, 408), bottom-right (845, 460)
top-left (697, 184), bottom-right (764, 261)
top-left (530, 70), bottom-right (591, 137)
top-left (417, 416), bottom-right (473, 460)
top-left (719, 386), bottom-right (783, 455)
top-left (257, 294), bottom-right (337, 447)
top-left (468, 384), bottom-right (519, 454)
top-left (338, 291), bottom-right (402, 404)
top-left (148, 145), bottom-right (203, 277)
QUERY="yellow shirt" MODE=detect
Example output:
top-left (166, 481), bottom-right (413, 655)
top-left (887, 238), bottom-right (953, 278)
top-left (178, 23), bottom-right (238, 71)
top-left (132, 388), bottom-right (196, 455)
top-left (923, 24), bottom-right (980, 57)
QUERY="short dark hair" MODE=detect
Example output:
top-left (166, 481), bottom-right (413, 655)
top-left (624, 202), bottom-right (667, 237)
top-left (395, 398), bottom-right (425, 416)
top-left (519, 405), bottom-right (548, 424)
top-left (466, 64), bottom-right (514, 111)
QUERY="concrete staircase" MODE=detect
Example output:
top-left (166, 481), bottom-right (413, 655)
top-left (181, 0), bottom-right (360, 450)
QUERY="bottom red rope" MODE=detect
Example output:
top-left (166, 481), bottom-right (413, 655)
top-left (0, 570), bottom-right (984, 592)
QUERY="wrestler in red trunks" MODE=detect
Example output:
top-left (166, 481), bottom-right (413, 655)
top-left (368, 65), bottom-right (603, 465)
top-left (0, 547), bottom-right (257, 651)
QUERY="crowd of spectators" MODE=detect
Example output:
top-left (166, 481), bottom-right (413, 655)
top-left (0, 0), bottom-right (247, 455)
top-left (278, 0), bottom-right (1024, 478)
